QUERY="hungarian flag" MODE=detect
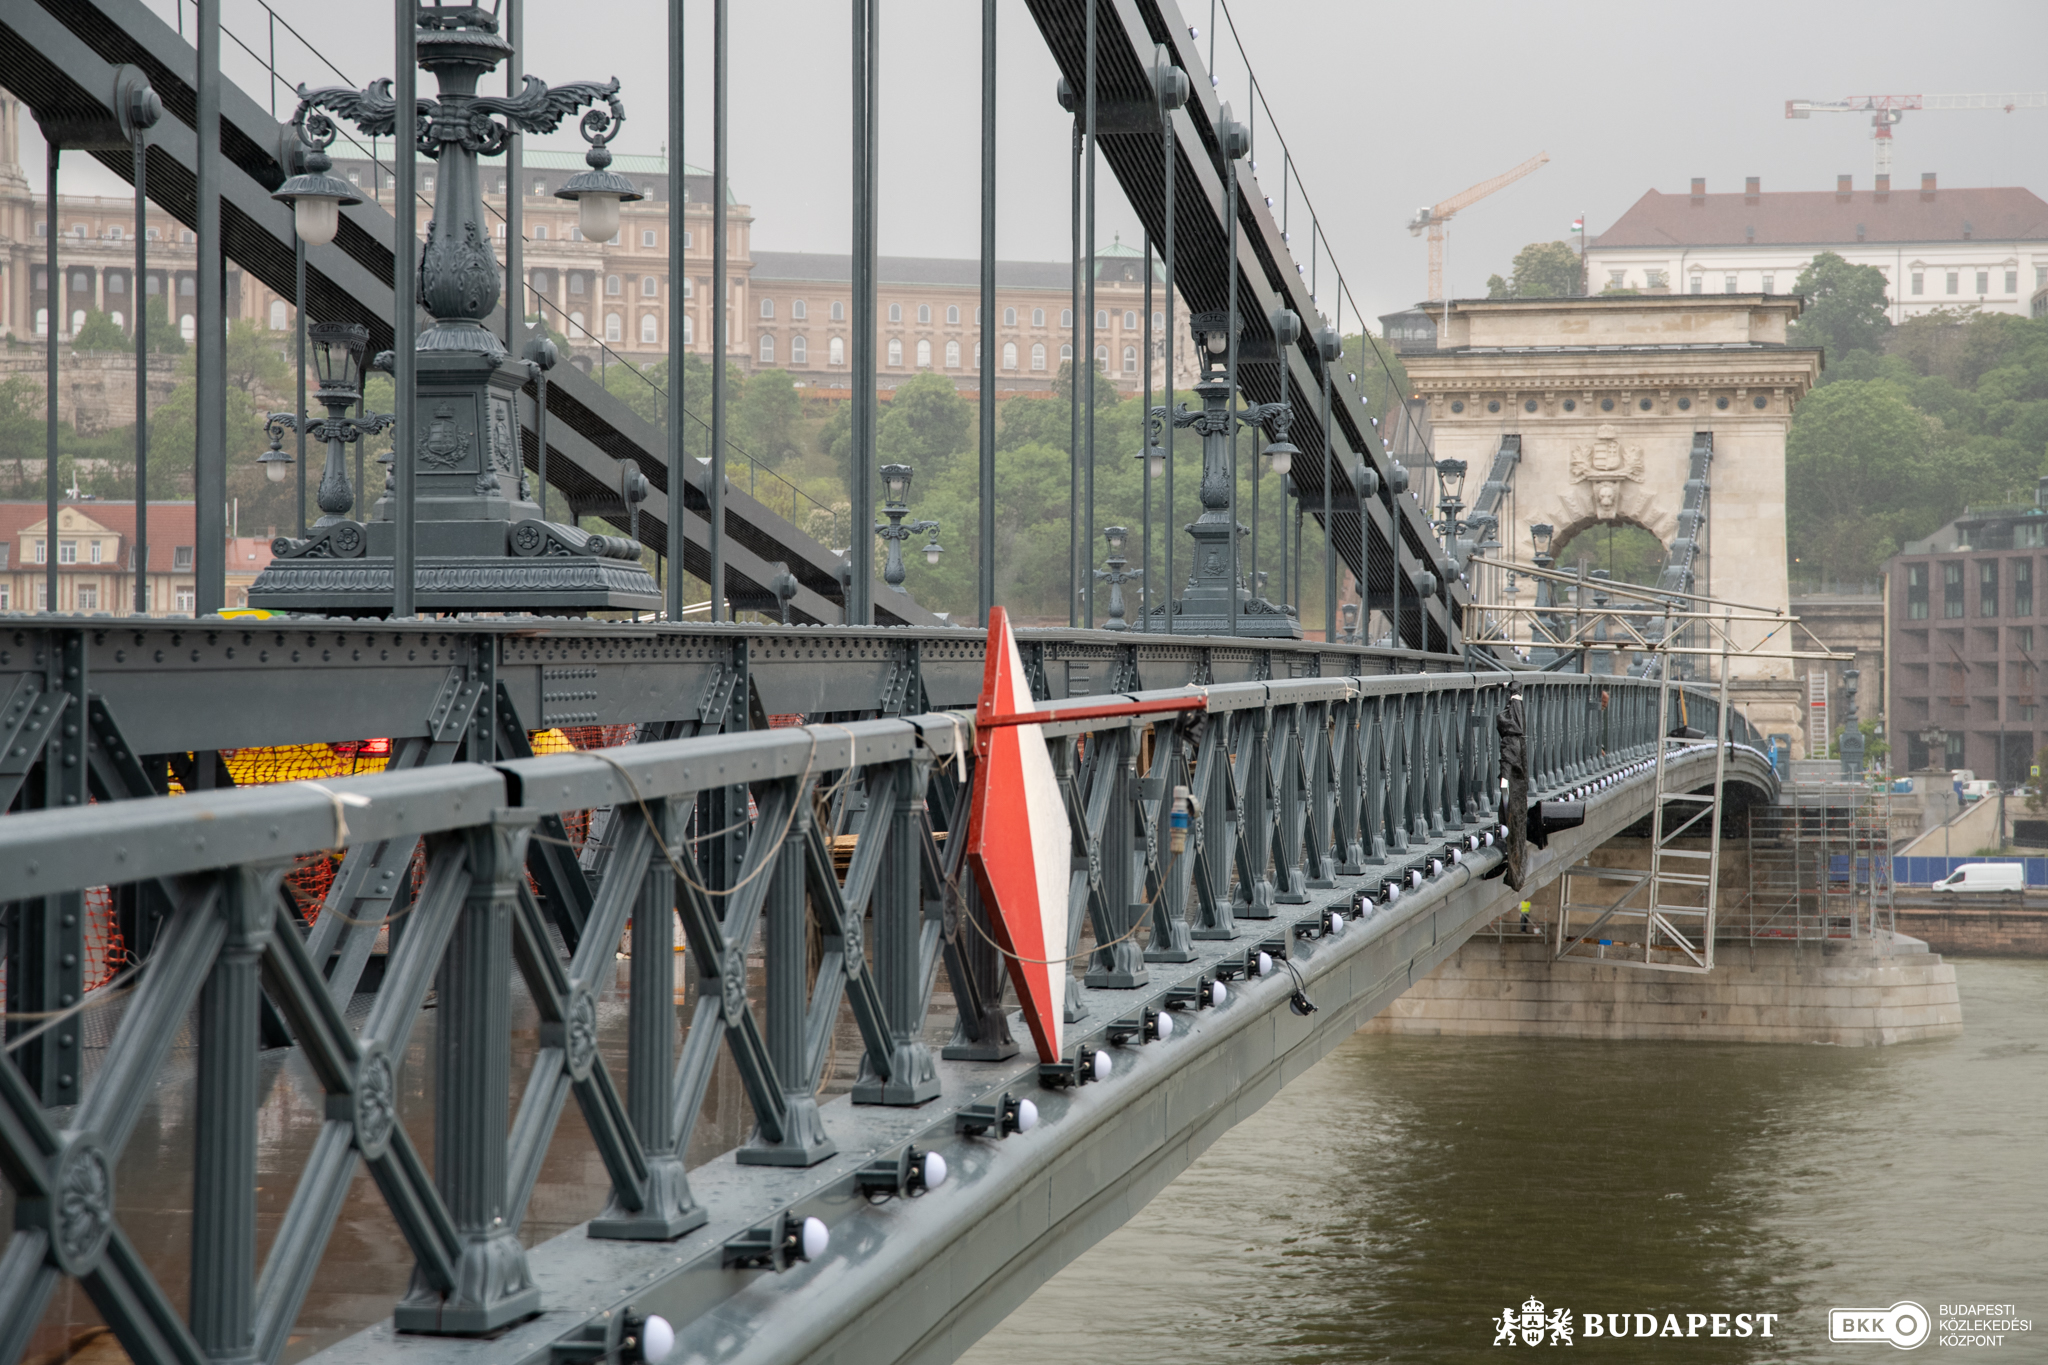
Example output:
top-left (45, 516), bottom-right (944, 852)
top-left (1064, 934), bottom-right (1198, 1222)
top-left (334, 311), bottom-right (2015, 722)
top-left (1571, 216), bottom-right (1585, 234)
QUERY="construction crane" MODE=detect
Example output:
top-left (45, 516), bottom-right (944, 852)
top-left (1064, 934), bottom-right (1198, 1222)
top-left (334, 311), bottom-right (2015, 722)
top-left (1786, 93), bottom-right (2048, 176)
top-left (1406, 151), bottom-right (1549, 302)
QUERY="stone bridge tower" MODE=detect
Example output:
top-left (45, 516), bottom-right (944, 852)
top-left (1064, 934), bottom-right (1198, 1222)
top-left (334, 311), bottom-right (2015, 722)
top-left (1404, 294), bottom-right (1821, 748)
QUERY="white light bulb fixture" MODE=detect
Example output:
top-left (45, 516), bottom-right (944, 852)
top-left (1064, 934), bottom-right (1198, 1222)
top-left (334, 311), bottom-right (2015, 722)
top-left (638, 1316), bottom-right (676, 1365)
top-left (1254, 951), bottom-right (1273, 978)
top-left (1155, 1011), bottom-right (1175, 1041)
top-left (1015, 1098), bottom-right (1040, 1133)
top-left (798, 1216), bottom-right (829, 1262)
top-left (1208, 980), bottom-right (1228, 1007)
top-left (920, 1151), bottom-right (948, 1191)
top-left (1328, 911), bottom-right (1345, 935)
top-left (1092, 1049), bottom-right (1113, 1081)
top-left (271, 143), bottom-right (359, 249)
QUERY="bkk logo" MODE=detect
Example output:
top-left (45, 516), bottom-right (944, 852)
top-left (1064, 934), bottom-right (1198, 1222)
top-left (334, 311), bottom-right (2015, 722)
top-left (1491, 1297), bottom-right (1780, 1345)
top-left (1830, 1302), bottom-right (1931, 1350)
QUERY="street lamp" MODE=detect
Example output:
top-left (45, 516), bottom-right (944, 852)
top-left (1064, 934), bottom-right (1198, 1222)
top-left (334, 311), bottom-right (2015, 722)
top-left (1095, 526), bottom-right (1142, 630)
top-left (875, 462), bottom-right (940, 594)
top-left (1160, 309), bottom-right (1298, 637)
top-left (1840, 667), bottom-right (1866, 777)
top-left (257, 429), bottom-right (294, 483)
top-left (265, 321), bottom-right (393, 555)
top-left (1437, 457), bottom-right (1468, 516)
top-left (270, 107), bottom-right (361, 247)
top-left (252, 5), bottom-right (659, 615)
top-left (1191, 310), bottom-right (1236, 374)
top-left (554, 141), bottom-right (643, 244)
top-left (1529, 522), bottom-right (1558, 665)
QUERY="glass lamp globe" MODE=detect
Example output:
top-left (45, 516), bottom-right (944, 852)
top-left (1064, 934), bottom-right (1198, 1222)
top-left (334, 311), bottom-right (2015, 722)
top-left (1264, 440), bottom-right (1295, 476)
top-left (922, 538), bottom-right (944, 566)
top-left (271, 148), bottom-right (359, 249)
top-left (555, 149), bottom-right (642, 247)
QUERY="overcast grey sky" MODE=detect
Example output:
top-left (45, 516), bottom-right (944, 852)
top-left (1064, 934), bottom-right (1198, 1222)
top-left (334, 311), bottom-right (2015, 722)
top-left (32, 0), bottom-right (2048, 325)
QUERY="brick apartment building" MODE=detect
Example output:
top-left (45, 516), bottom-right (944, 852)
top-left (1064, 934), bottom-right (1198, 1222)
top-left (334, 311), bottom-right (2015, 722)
top-left (1889, 483), bottom-right (2048, 783)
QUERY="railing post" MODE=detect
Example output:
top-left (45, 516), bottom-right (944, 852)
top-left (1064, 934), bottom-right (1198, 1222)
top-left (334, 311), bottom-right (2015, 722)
top-left (1388, 694), bottom-right (1413, 855)
top-left (739, 786), bottom-right (837, 1163)
top-left (594, 796), bottom-right (709, 1231)
top-left (1235, 704), bottom-right (1277, 917)
top-left (1143, 719), bottom-right (1196, 963)
top-left (1335, 691), bottom-right (1367, 874)
top-left (1307, 698), bottom-right (1338, 886)
top-left (189, 865), bottom-right (274, 1363)
top-left (1273, 704), bottom-right (1310, 905)
top-left (395, 813), bottom-right (541, 1332)
top-left (1088, 727), bottom-right (1150, 985)
top-left (9, 629), bottom-right (88, 1105)
top-left (853, 757), bottom-right (940, 1105)
top-left (1189, 711), bottom-right (1241, 940)
top-left (1363, 694), bottom-right (1388, 864)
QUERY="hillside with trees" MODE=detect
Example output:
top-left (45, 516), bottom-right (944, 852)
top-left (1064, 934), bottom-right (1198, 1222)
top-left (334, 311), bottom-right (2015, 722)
top-left (1785, 252), bottom-right (2048, 587)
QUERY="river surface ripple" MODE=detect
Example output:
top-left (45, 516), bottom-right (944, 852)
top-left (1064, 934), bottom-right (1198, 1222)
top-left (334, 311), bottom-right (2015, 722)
top-left (964, 958), bottom-right (2048, 1364)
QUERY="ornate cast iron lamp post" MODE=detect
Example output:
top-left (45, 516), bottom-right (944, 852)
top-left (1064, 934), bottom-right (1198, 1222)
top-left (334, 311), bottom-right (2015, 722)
top-left (1841, 666), bottom-right (1866, 777)
top-left (250, 2), bottom-right (657, 615)
top-left (875, 464), bottom-right (942, 594)
top-left (261, 323), bottom-right (393, 558)
top-left (1528, 521), bottom-right (1559, 666)
top-left (1166, 310), bottom-right (1299, 638)
top-left (1096, 525), bottom-right (1141, 630)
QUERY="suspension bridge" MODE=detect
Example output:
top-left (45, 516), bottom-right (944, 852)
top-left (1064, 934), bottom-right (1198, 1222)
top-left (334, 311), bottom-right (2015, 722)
top-left (0, 4), bottom-right (1805, 1365)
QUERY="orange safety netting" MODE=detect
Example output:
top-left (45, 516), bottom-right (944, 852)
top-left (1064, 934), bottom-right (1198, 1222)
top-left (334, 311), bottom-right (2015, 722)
top-left (66, 729), bottom-right (642, 989)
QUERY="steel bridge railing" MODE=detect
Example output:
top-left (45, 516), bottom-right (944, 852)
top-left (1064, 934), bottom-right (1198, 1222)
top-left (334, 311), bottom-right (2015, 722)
top-left (0, 662), bottom-right (1765, 1365)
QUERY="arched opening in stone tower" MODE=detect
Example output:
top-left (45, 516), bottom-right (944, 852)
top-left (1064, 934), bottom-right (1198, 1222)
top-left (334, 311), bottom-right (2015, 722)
top-left (1550, 521), bottom-right (1668, 587)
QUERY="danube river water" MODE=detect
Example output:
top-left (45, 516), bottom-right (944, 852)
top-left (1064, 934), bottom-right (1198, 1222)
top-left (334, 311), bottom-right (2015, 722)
top-left (962, 957), bottom-right (2047, 1363)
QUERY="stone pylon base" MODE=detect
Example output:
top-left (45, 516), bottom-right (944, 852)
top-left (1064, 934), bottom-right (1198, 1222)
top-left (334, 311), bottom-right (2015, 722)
top-left (1364, 931), bottom-right (1962, 1045)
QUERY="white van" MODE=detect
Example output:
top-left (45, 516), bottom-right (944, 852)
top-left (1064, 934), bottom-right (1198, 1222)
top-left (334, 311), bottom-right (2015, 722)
top-left (1929, 862), bottom-right (2026, 894)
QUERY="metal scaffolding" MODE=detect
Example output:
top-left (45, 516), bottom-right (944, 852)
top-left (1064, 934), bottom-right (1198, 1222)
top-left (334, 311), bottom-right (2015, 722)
top-left (1738, 780), bottom-right (1898, 942)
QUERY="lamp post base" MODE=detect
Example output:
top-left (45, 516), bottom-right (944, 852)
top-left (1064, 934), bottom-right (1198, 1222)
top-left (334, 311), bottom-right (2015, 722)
top-left (247, 552), bottom-right (659, 616)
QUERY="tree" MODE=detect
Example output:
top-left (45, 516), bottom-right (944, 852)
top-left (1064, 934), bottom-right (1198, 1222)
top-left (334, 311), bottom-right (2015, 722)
top-left (737, 368), bottom-right (803, 465)
top-left (600, 356), bottom-right (667, 430)
top-left (223, 318), bottom-right (290, 394)
top-left (1484, 241), bottom-right (1582, 299)
top-left (1785, 379), bottom-right (1941, 580)
top-left (877, 372), bottom-right (972, 472)
top-left (72, 309), bottom-right (128, 352)
top-left (1786, 251), bottom-right (1891, 362)
top-left (1048, 358), bottom-right (1119, 407)
top-left (145, 296), bottom-right (185, 355)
